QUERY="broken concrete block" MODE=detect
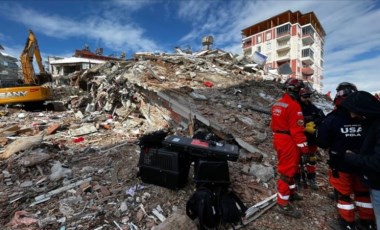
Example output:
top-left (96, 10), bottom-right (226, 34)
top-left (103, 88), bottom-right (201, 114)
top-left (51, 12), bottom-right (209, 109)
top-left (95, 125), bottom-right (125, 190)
top-left (100, 186), bottom-right (110, 196)
top-left (69, 124), bottom-right (97, 136)
top-left (6, 211), bottom-right (38, 228)
top-left (20, 180), bottom-right (33, 188)
top-left (153, 211), bottom-right (197, 230)
top-left (49, 161), bottom-right (72, 181)
top-left (249, 163), bottom-right (274, 182)
top-left (189, 92), bottom-right (207, 100)
top-left (80, 181), bottom-right (92, 193)
top-left (18, 151), bottom-right (51, 167)
top-left (99, 123), bottom-right (112, 130)
top-left (75, 111), bottom-right (84, 119)
top-left (0, 134), bottom-right (44, 160)
top-left (46, 123), bottom-right (61, 135)
top-left (0, 124), bottom-right (20, 134)
top-left (0, 136), bottom-right (8, 146)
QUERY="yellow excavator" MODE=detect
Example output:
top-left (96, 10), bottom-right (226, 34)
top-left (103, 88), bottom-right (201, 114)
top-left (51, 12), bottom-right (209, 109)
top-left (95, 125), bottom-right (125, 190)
top-left (0, 30), bottom-right (52, 106)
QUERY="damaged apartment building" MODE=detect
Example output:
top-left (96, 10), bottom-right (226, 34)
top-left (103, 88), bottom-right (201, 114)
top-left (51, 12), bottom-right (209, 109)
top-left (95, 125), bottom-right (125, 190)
top-left (0, 44), bottom-right (21, 87)
top-left (241, 10), bottom-right (326, 92)
top-left (48, 46), bottom-right (125, 85)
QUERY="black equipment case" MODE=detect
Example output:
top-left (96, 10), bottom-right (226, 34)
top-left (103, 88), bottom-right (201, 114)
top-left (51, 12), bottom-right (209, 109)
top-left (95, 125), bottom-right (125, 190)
top-left (138, 147), bottom-right (191, 190)
top-left (193, 159), bottom-right (230, 186)
top-left (163, 135), bottom-right (239, 161)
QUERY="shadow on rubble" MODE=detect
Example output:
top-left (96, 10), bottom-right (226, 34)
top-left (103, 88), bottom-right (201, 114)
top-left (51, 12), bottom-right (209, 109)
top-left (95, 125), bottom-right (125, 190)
top-left (5, 101), bottom-right (67, 112)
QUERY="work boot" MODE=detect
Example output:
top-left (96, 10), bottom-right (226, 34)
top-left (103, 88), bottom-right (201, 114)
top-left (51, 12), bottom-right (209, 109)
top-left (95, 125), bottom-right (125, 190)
top-left (308, 179), bottom-right (319, 190)
top-left (329, 218), bottom-right (356, 230)
top-left (276, 204), bottom-right (301, 218)
top-left (289, 193), bottom-right (303, 201)
top-left (356, 219), bottom-right (377, 230)
top-left (294, 173), bottom-right (301, 188)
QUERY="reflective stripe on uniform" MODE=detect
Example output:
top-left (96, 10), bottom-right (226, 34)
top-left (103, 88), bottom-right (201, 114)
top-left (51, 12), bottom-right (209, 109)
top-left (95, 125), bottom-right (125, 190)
top-left (337, 203), bottom-right (355, 210)
top-left (274, 102), bottom-right (288, 108)
top-left (355, 201), bottom-right (373, 209)
top-left (297, 142), bottom-right (308, 148)
top-left (278, 193), bottom-right (290, 200)
top-left (289, 184), bottom-right (296, 189)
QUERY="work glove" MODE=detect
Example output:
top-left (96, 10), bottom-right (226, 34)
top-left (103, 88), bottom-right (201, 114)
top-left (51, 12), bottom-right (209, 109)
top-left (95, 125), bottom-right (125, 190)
top-left (301, 154), bottom-right (317, 165)
top-left (308, 154), bottom-right (317, 163)
top-left (304, 121), bottom-right (316, 134)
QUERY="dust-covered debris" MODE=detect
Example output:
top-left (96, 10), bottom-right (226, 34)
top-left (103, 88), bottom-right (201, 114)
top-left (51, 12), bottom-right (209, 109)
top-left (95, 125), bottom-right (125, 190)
top-left (0, 50), bottom-right (335, 230)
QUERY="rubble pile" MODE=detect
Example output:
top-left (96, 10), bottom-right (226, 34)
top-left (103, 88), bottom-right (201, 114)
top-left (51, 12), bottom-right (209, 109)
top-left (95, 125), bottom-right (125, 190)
top-left (0, 49), bottom-right (334, 230)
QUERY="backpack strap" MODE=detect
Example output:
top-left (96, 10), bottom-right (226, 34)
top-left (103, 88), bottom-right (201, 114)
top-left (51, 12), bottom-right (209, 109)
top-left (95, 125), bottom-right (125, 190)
top-left (196, 187), bottom-right (211, 230)
top-left (186, 194), bottom-right (196, 219)
top-left (229, 191), bottom-right (247, 214)
top-left (198, 198), bottom-right (206, 229)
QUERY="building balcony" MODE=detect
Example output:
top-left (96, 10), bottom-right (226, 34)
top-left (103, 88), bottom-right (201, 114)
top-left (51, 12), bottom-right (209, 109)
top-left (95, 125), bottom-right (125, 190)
top-left (302, 66), bottom-right (314, 76)
top-left (276, 31), bottom-right (291, 41)
top-left (277, 41), bottom-right (291, 52)
top-left (276, 52), bottom-right (291, 62)
top-left (302, 44), bottom-right (312, 50)
top-left (302, 56), bottom-right (314, 65)
top-left (302, 25), bottom-right (315, 45)
top-left (302, 48), bottom-right (314, 65)
top-left (302, 33), bottom-right (314, 45)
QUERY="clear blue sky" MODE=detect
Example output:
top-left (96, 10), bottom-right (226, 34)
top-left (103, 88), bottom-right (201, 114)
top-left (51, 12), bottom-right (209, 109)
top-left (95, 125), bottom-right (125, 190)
top-left (1, 0), bottom-right (380, 95)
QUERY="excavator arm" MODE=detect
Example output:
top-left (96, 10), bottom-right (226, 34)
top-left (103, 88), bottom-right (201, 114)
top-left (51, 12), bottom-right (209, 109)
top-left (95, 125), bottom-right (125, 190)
top-left (20, 30), bottom-right (51, 85)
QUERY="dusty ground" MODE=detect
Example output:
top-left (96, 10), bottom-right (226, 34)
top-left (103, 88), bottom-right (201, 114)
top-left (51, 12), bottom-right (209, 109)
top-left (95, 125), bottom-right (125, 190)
top-left (250, 158), bottom-right (338, 230)
top-left (0, 119), bottom-right (338, 230)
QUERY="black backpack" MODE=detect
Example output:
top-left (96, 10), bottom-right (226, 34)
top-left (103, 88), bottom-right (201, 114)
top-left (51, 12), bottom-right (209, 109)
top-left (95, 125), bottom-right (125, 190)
top-left (186, 187), bottom-right (221, 229)
top-left (218, 190), bottom-right (247, 227)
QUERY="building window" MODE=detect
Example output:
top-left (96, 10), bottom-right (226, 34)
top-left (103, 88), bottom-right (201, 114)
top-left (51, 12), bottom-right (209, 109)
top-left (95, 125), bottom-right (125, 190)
top-left (257, 35), bottom-right (262, 44)
top-left (277, 24), bottom-right (290, 36)
top-left (302, 48), bottom-right (314, 59)
top-left (266, 32), bottom-right (271, 40)
top-left (257, 46), bottom-right (261, 53)
top-left (320, 60), bottom-right (324, 68)
top-left (267, 42), bottom-right (271, 50)
top-left (302, 25), bottom-right (315, 38)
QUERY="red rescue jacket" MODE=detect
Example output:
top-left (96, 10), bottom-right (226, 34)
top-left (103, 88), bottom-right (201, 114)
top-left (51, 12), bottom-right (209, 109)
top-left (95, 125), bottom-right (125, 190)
top-left (271, 93), bottom-right (308, 152)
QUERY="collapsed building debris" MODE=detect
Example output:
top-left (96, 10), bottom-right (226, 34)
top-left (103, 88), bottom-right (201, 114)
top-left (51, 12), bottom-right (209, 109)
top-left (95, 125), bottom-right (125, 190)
top-left (0, 49), bottom-right (334, 229)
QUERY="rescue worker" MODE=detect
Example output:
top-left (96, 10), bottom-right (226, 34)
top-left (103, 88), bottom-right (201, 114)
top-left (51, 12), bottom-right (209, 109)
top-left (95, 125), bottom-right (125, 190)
top-left (271, 78), bottom-right (309, 218)
top-left (341, 91), bottom-right (380, 229)
top-left (316, 82), bottom-right (375, 229)
top-left (296, 87), bottom-right (325, 190)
